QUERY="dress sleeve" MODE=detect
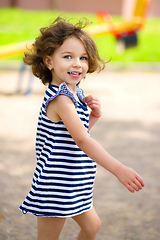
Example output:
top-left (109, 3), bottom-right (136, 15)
top-left (45, 82), bottom-right (77, 111)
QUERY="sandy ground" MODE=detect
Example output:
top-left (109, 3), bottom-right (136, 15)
top-left (0, 69), bottom-right (160, 240)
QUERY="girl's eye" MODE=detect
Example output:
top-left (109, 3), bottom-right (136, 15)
top-left (80, 56), bottom-right (88, 60)
top-left (64, 55), bottom-right (71, 59)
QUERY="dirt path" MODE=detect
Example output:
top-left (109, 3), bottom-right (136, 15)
top-left (0, 69), bottom-right (160, 240)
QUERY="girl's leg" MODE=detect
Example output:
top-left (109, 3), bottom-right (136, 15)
top-left (37, 216), bottom-right (66, 240)
top-left (72, 207), bottom-right (101, 240)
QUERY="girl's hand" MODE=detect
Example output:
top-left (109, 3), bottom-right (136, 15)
top-left (115, 165), bottom-right (145, 193)
top-left (84, 95), bottom-right (101, 117)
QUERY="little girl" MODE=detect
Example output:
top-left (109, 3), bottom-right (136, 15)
top-left (19, 17), bottom-right (145, 240)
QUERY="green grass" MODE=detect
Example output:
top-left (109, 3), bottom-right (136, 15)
top-left (0, 7), bottom-right (160, 62)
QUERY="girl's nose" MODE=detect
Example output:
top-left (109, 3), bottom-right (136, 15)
top-left (73, 58), bottom-right (81, 68)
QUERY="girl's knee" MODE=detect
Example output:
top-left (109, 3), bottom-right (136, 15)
top-left (73, 207), bottom-right (101, 238)
top-left (97, 216), bottom-right (101, 231)
top-left (84, 215), bottom-right (101, 238)
top-left (92, 215), bottom-right (101, 234)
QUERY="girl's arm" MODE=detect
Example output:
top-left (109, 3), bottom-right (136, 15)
top-left (48, 95), bottom-right (145, 193)
top-left (84, 95), bottom-right (102, 131)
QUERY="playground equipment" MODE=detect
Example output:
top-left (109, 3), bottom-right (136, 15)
top-left (85, 0), bottom-right (151, 50)
top-left (0, 40), bottom-right (34, 95)
top-left (0, 40), bottom-right (32, 59)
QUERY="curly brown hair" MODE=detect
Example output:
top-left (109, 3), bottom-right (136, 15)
top-left (23, 17), bottom-right (106, 85)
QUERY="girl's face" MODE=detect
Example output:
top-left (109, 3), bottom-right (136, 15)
top-left (46, 36), bottom-right (89, 88)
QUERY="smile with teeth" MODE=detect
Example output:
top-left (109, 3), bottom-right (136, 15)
top-left (68, 72), bottom-right (81, 76)
top-left (68, 71), bottom-right (81, 79)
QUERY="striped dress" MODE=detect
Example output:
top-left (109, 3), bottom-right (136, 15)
top-left (19, 82), bottom-right (97, 218)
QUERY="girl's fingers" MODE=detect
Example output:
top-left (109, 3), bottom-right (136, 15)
top-left (134, 178), bottom-right (144, 189)
top-left (130, 182), bottom-right (141, 191)
top-left (85, 99), bottom-right (100, 106)
top-left (125, 183), bottom-right (135, 193)
top-left (126, 182), bottom-right (140, 193)
top-left (84, 96), bottom-right (101, 114)
top-left (84, 95), bottom-right (99, 104)
top-left (85, 99), bottom-right (100, 107)
top-left (126, 178), bottom-right (144, 193)
top-left (87, 103), bottom-right (100, 109)
top-left (136, 175), bottom-right (145, 187)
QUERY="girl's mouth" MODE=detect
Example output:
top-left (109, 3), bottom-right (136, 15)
top-left (68, 72), bottom-right (81, 78)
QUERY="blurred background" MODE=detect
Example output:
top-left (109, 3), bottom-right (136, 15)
top-left (0, 0), bottom-right (160, 66)
top-left (0, 0), bottom-right (159, 15)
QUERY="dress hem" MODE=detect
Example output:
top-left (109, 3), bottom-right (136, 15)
top-left (19, 205), bottom-right (92, 218)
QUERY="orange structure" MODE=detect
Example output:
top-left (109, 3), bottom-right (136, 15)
top-left (0, 40), bottom-right (32, 60)
top-left (85, 0), bottom-right (151, 49)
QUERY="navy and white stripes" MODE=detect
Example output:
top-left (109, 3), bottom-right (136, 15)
top-left (19, 82), bottom-right (96, 217)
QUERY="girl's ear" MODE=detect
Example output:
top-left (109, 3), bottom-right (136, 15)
top-left (43, 56), bottom-right (53, 71)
